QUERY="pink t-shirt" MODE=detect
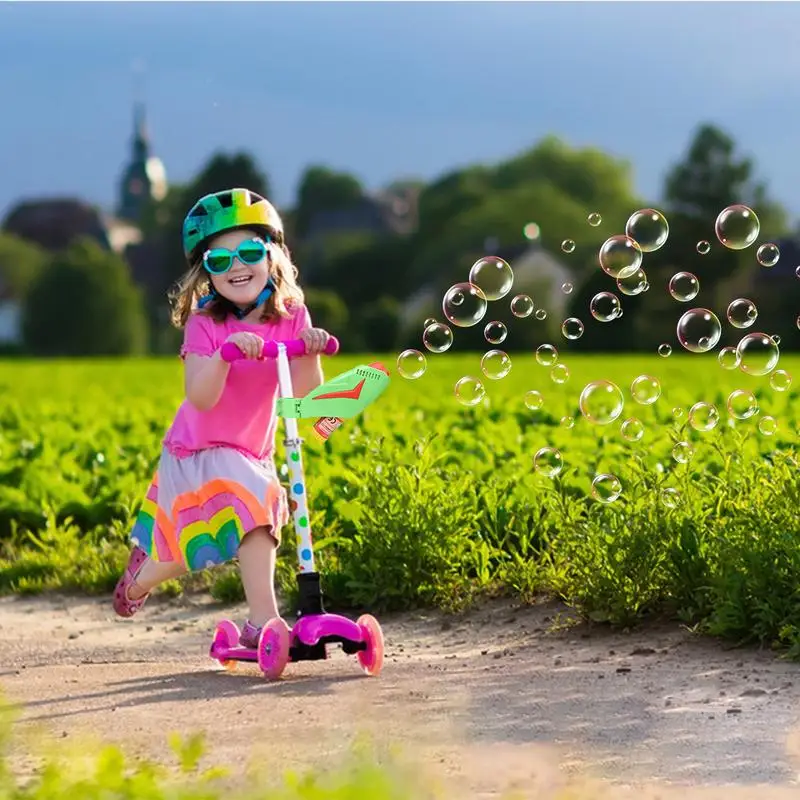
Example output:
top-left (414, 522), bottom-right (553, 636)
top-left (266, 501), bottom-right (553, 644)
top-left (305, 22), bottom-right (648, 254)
top-left (163, 304), bottom-right (312, 461)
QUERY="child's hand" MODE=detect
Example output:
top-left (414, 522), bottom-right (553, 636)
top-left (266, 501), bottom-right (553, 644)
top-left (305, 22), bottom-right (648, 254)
top-left (298, 327), bottom-right (331, 356)
top-left (224, 331), bottom-right (264, 360)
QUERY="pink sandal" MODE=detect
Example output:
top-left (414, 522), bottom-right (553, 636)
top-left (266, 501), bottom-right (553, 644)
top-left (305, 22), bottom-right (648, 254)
top-left (239, 620), bottom-right (262, 649)
top-left (113, 546), bottom-right (151, 618)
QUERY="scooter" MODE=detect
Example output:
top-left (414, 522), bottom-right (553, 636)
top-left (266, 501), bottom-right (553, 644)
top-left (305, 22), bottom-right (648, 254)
top-left (208, 336), bottom-right (390, 680)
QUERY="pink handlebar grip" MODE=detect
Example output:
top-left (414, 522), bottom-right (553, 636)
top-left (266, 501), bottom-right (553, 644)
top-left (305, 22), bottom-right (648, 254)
top-left (220, 336), bottom-right (339, 362)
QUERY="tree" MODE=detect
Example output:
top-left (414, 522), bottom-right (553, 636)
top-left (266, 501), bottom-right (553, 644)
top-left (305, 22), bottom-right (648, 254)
top-left (0, 233), bottom-right (49, 300)
top-left (294, 166), bottom-right (364, 239)
top-left (22, 238), bottom-right (148, 356)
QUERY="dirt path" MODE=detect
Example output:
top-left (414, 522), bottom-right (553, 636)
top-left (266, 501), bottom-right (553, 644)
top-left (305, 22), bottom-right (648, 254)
top-left (2, 593), bottom-right (800, 798)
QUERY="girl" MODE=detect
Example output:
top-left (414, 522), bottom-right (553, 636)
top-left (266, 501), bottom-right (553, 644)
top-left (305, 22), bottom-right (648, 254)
top-left (113, 188), bottom-right (331, 649)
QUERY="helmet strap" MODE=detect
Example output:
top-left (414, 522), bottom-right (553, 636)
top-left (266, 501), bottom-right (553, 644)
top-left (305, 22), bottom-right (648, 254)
top-left (197, 278), bottom-right (276, 320)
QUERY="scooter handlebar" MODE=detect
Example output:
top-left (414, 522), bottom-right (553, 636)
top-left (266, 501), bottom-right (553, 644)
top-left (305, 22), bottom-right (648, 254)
top-left (220, 336), bottom-right (339, 362)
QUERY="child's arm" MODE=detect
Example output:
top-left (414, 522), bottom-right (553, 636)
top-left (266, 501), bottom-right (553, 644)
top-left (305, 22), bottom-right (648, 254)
top-left (184, 352), bottom-right (231, 411)
top-left (290, 353), bottom-right (324, 399)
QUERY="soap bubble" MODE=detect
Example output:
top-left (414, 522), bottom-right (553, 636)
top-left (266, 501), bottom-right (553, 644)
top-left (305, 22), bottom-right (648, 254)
top-left (661, 488), bottom-right (681, 508)
top-left (561, 282), bottom-right (574, 294)
top-left (756, 242), bottom-right (780, 267)
top-left (673, 407), bottom-right (686, 422)
top-left (590, 291), bottom-right (622, 322)
top-left (561, 317), bottom-right (585, 340)
top-left (591, 474), bottom-right (622, 503)
top-left (672, 441), bottom-right (694, 464)
top-left (579, 380), bottom-right (624, 425)
top-left (631, 375), bottom-right (661, 405)
top-left (688, 401), bottom-right (720, 432)
top-left (484, 320), bottom-right (507, 344)
top-left (510, 294), bottom-right (534, 318)
top-left (770, 370), bottom-right (792, 392)
top-left (718, 346), bottom-right (741, 370)
top-left (550, 364), bottom-right (570, 384)
top-left (535, 344), bottom-right (559, 367)
top-left (621, 417), bottom-right (644, 442)
top-left (422, 322), bottom-right (453, 353)
top-left (726, 298), bottom-right (758, 329)
top-left (736, 332), bottom-right (780, 376)
top-left (468, 256), bottom-right (514, 300)
top-left (587, 212), bottom-right (602, 227)
top-left (696, 240), bottom-right (711, 255)
top-left (668, 272), bottom-right (700, 302)
top-left (773, 334), bottom-right (782, 346)
top-left (397, 349), bottom-right (426, 379)
top-left (524, 390), bottom-right (544, 411)
top-left (561, 239), bottom-right (576, 254)
top-left (727, 389), bottom-right (758, 419)
top-left (443, 283), bottom-right (488, 328)
top-left (533, 447), bottom-right (563, 478)
top-left (480, 349), bottom-right (512, 380)
top-left (658, 344), bottom-right (672, 358)
top-left (454, 376), bottom-right (485, 406)
top-left (535, 308), bottom-right (548, 321)
top-left (617, 267), bottom-right (648, 296)
top-left (599, 235), bottom-right (643, 280)
top-left (560, 416), bottom-right (575, 429)
top-left (715, 204), bottom-right (760, 250)
top-left (758, 416), bottom-right (778, 436)
top-left (676, 308), bottom-right (722, 353)
top-left (423, 317), bottom-right (436, 328)
top-left (625, 208), bottom-right (669, 252)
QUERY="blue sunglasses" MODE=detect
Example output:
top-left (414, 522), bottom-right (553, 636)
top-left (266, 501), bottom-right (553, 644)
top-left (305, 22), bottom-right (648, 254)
top-left (202, 237), bottom-right (269, 275)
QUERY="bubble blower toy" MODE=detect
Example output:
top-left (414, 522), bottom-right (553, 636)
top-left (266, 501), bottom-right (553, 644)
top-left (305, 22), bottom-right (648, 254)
top-left (208, 336), bottom-right (391, 680)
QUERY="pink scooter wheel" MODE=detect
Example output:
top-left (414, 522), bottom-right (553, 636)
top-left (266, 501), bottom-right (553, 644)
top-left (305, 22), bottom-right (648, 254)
top-left (257, 618), bottom-right (291, 680)
top-left (211, 620), bottom-right (240, 671)
top-left (355, 614), bottom-right (384, 677)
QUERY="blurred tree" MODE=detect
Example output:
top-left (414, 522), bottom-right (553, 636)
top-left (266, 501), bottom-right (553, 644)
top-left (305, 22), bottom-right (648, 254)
top-left (22, 238), bottom-right (148, 356)
top-left (294, 166), bottom-right (364, 238)
top-left (0, 233), bottom-right (49, 300)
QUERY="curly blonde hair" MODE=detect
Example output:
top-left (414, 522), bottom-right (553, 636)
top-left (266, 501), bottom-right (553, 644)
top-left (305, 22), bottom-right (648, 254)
top-left (168, 232), bottom-right (305, 328)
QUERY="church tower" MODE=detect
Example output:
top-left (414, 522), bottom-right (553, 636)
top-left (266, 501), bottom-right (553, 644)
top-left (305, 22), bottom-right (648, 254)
top-left (117, 103), bottom-right (168, 223)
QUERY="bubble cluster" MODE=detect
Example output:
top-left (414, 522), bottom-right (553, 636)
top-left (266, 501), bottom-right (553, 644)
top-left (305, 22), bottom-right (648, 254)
top-left (524, 390), bottom-right (544, 411)
top-left (534, 447), bottom-right (563, 477)
top-left (598, 235), bottom-right (643, 280)
top-left (668, 272), bottom-right (699, 303)
top-left (715, 204), bottom-right (760, 250)
top-left (561, 317), bottom-right (585, 340)
top-left (422, 322), bottom-right (453, 353)
top-left (631, 375), bottom-right (661, 405)
top-left (510, 294), bottom-right (534, 318)
top-left (484, 320), bottom-right (507, 344)
top-left (726, 298), bottom-right (758, 329)
top-left (736, 332), bottom-right (780, 376)
top-left (468, 257), bottom-right (514, 301)
top-left (590, 291), bottom-right (622, 322)
top-left (676, 308), bottom-right (722, 353)
top-left (397, 349), bottom-right (427, 380)
top-left (579, 380), bottom-right (624, 425)
top-left (480, 350), bottom-right (512, 380)
top-left (454, 376), bottom-right (485, 406)
top-left (443, 283), bottom-right (488, 327)
top-left (591, 474), bottom-right (622, 503)
top-left (625, 208), bottom-right (669, 252)
top-left (561, 239), bottom-right (576, 254)
top-left (536, 344), bottom-right (559, 367)
top-left (756, 243), bottom-right (780, 268)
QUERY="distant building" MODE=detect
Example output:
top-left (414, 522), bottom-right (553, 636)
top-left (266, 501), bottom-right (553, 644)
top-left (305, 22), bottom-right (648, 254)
top-left (116, 103), bottom-right (168, 223)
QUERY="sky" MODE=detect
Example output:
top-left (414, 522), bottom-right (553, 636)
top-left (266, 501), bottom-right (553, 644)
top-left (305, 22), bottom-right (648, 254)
top-left (2, 1), bottom-right (800, 226)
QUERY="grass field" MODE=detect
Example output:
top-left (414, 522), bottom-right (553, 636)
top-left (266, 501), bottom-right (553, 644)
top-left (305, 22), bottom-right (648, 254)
top-left (0, 349), bottom-right (797, 651)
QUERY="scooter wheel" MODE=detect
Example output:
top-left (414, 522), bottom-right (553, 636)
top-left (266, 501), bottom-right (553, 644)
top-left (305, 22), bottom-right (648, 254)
top-left (211, 620), bottom-right (240, 670)
top-left (257, 618), bottom-right (291, 680)
top-left (355, 614), bottom-right (384, 677)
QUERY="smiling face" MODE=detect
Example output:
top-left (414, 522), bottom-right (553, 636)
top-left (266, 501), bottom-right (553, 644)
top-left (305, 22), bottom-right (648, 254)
top-left (206, 228), bottom-right (270, 308)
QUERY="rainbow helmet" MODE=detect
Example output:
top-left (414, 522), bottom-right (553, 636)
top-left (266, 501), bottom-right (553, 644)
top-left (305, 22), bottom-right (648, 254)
top-left (182, 188), bottom-right (284, 262)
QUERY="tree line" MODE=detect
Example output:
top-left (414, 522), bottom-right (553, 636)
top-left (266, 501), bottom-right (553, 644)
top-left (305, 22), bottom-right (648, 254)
top-left (2, 122), bottom-right (798, 356)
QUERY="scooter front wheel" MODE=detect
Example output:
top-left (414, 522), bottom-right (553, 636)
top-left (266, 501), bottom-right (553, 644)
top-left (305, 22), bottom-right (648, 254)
top-left (257, 618), bottom-right (291, 680)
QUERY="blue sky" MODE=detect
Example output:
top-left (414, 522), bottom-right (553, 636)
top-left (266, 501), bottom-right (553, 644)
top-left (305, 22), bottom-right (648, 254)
top-left (2, 1), bottom-right (800, 225)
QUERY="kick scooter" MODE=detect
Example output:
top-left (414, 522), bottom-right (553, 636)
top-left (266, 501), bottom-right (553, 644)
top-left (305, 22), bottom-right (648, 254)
top-left (208, 336), bottom-right (390, 680)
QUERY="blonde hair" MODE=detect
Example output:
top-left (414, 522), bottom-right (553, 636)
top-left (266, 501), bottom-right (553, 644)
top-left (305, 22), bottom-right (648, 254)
top-left (168, 234), bottom-right (305, 328)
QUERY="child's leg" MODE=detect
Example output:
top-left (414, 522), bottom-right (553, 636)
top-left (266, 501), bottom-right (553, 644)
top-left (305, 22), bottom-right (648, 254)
top-left (237, 526), bottom-right (280, 627)
top-left (128, 558), bottom-right (188, 600)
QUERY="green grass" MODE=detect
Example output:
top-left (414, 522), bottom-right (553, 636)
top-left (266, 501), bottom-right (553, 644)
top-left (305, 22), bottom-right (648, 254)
top-left (0, 351), bottom-right (798, 651)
